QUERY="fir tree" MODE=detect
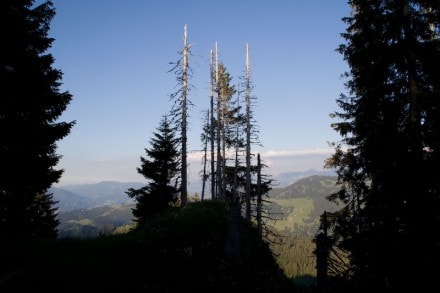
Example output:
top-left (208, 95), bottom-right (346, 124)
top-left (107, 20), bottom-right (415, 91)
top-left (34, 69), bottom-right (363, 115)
top-left (0, 0), bottom-right (75, 239)
top-left (126, 115), bottom-right (180, 228)
top-left (321, 1), bottom-right (440, 291)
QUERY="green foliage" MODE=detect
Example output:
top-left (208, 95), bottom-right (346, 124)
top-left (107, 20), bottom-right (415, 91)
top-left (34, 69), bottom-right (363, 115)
top-left (270, 236), bottom-right (317, 284)
top-left (268, 198), bottom-right (314, 233)
top-left (126, 115), bottom-right (180, 228)
top-left (0, 0), bottom-right (75, 239)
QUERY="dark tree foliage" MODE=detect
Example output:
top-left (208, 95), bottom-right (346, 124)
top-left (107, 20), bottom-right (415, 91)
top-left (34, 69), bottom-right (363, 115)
top-left (320, 1), bottom-right (440, 291)
top-left (126, 115), bottom-right (180, 228)
top-left (0, 0), bottom-right (75, 239)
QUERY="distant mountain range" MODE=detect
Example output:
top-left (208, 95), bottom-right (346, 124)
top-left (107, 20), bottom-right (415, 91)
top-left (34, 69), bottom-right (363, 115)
top-left (51, 170), bottom-right (335, 212)
top-left (270, 174), bottom-right (340, 199)
top-left (272, 169), bottom-right (336, 188)
top-left (50, 181), bottom-right (143, 212)
top-left (54, 174), bottom-right (341, 239)
top-left (57, 204), bottom-right (135, 239)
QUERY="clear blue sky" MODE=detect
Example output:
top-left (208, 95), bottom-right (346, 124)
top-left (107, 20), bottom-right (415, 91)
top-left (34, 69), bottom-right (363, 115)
top-left (48, 0), bottom-right (351, 186)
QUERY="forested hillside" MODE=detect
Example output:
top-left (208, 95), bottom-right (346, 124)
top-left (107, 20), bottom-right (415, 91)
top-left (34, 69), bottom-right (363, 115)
top-left (54, 176), bottom-right (340, 239)
top-left (57, 204), bottom-right (135, 238)
top-left (266, 175), bottom-right (339, 235)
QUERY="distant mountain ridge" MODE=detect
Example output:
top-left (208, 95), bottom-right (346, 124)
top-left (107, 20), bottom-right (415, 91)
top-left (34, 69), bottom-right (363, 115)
top-left (270, 175), bottom-right (340, 199)
top-left (272, 169), bottom-right (336, 188)
top-left (51, 170), bottom-right (333, 211)
top-left (51, 181), bottom-right (144, 211)
top-left (55, 175), bottom-right (341, 238)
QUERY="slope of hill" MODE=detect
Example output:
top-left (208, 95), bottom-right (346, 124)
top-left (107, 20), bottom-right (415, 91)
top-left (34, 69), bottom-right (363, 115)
top-left (273, 169), bottom-right (336, 188)
top-left (2, 201), bottom-right (296, 292)
top-left (270, 175), bottom-right (340, 199)
top-left (266, 175), bottom-right (340, 236)
top-left (57, 204), bottom-right (135, 239)
top-left (51, 175), bottom-right (342, 285)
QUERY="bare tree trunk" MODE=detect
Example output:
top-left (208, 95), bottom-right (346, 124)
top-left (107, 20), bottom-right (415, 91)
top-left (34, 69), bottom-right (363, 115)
top-left (233, 87), bottom-right (241, 198)
top-left (215, 43), bottom-right (224, 200)
top-left (209, 49), bottom-right (216, 200)
top-left (256, 153), bottom-right (262, 236)
top-left (181, 24), bottom-right (188, 205)
top-left (221, 87), bottom-right (226, 200)
top-left (245, 44), bottom-right (252, 221)
top-left (201, 110), bottom-right (209, 201)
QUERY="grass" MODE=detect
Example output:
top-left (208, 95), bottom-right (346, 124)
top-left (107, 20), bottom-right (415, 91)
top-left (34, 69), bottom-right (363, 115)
top-left (268, 198), bottom-right (315, 232)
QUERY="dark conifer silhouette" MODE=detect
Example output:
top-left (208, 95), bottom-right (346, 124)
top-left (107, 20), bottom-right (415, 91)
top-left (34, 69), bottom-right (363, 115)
top-left (0, 0), bottom-right (75, 239)
top-left (319, 1), bottom-right (440, 291)
top-left (126, 115), bottom-right (180, 228)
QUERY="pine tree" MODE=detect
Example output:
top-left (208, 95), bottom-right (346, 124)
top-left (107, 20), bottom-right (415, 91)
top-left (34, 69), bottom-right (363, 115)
top-left (323, 1), bottom-right (440, 290)
top-left (0, 0), bottom-right (75, 239)
top-left (126, 115), bottom-right (180, 228)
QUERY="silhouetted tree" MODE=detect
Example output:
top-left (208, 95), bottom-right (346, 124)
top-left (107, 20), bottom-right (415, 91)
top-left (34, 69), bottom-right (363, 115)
top-left (200, 109), bottom-right (210, 201)
top-left (126, 115), bottom-right (180, 228)
top-left (243, 44), bottom-right (262, 221)
top-left (0, 0), bottom-right (75, 239)
top-left (207, 47), bottom-right (238, 200)
top-left (169, 25), bottom-right (192, 205)
top-left (322, 1), bottom-right (440, 291)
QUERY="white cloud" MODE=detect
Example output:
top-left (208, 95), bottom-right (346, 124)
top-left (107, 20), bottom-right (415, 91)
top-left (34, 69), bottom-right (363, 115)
top-left (262, 148), bottom-right (335, 158)
top-left (56, 148), bottom-right (337, 186)
top-left (187, 147), bottom-right (335, 176)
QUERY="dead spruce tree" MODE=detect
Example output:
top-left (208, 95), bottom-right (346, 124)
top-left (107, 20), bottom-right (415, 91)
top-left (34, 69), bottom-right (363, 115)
top-left (169, 24), bottom-right (193, 205)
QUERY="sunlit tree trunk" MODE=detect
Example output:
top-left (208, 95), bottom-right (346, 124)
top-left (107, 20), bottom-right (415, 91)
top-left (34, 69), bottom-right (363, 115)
top-left (245, 43), bottom-right (252, 221)
top-left (181, 24), bottom-right (189, 205)
top-left (209, 49), bottom-right (216, 200)
top-left (201, 110), bottom-right (209, 201)
top-left (215, 43), bottom-right (224, 200)
top-left (256, 153), bottom-right (262, 236)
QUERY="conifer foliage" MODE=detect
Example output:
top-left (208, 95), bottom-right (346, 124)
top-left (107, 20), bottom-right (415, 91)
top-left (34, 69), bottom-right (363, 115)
top-left (318, 1), bottom-right (440, 291)
top-left (0, 0), bottom-right (75, 239)
top-left (126, 115), bottom-right (180, 228)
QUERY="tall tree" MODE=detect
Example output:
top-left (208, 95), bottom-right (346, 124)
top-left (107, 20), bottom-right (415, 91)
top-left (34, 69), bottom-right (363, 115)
top-left (209, 49), bottom-right (216, 200)
top-left (215, 61), bottom-right (238, 200)
top-left (322, 1), bottom-right (440, 291)
top-left (214, 43), bottom-right (224, 200)
top-left (244, 43), bottom-right (255, 221)
top-left (126, 115), bottom-right (180, 228)
top-left (169, 24), bottom-right (192, 205)
top-left (200, 109), bottom-right (210, 201)
top-left (0, 0), bottom-right (75, 239)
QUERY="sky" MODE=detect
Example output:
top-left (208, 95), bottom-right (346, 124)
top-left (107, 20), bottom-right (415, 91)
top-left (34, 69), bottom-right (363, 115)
top-left (47, 0), bottom-right (351, 187)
